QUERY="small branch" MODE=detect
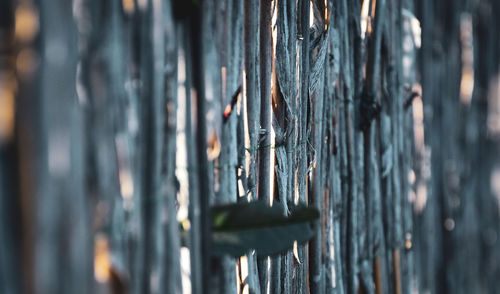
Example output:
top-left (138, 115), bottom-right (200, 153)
top-left (222, 85), bottom-right (242, 123)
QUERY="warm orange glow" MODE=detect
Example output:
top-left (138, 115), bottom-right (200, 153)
top-left (221, 66), bottom-right (227, 103)
top-left (118, 169), bottom-right (134, 199)
top-left (460, 70), bottom-right (474, 104)
top-left (122, 0), bottom-right (135, 14)
top-left (94, 234), bottom-right (111, 283)
top-left (460, 13), bottom-right (474, 105)
top-left (0, 87), bottom-right (15, 143)
top-left (0, 74), bottom-right (16, 143)
top-left (412, 85), bottom-right (425, 154)
top-left (240, 256), bottom-right (249, 284)
top-left (16, 48), bottom-right (38, 76)
top-left (207, 130), bottom-right (221, 160)
top-left (405, 233), bottom-right (412, 249)
top-left (361, 0), bottom-right (371, 39)
top-left (415, 183), bottom-right (427, 213)
top-left (324, 0), bottom-right (329, 30)
top-left (293, 241), bottom-right (300, 263)
top-left (115, 135), bottom-right (134, 208)
top-left (224, 104), bottom-right (232, 119)
top-left (408, 169), bottom-right (416, 185)
top-left (15, 4), bottom-right (39, 42)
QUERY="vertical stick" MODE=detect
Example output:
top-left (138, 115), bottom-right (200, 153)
top-left (257, 0), bottom-right (273, 292)
top-left (393, 250), bottom-right (402, 294)
top-left (190, 2), bottom-right (213, 291)
top-left (243, 0), bottom-right (262, 293)
top-left (294, 0), bottom-right (311, 292)
top-left (374, 257), bottom-right (383, 294)
top-left (183, 19), bottom-right (203, 294)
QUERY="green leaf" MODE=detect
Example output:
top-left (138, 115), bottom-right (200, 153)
top-left (210, 201), bottom-right (319, 257)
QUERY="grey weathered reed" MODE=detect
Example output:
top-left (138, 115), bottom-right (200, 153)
top-left (256, 0), bottom-right (273, 292)
top-left (243, 1), bottom-right (262, 293)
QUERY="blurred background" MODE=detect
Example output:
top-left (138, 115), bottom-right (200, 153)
top-left (0, 0), bottom-right (499, 293)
